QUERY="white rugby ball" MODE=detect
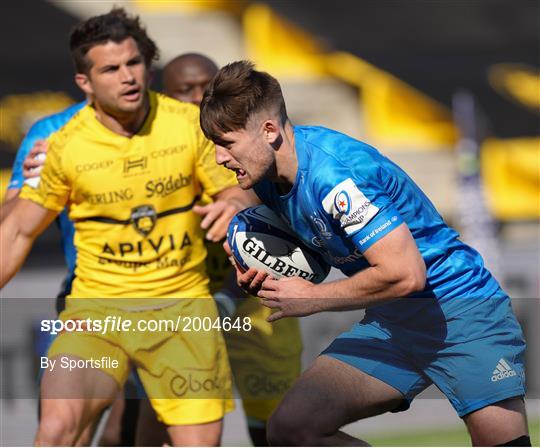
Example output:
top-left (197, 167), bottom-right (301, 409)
top-left (227, 205), bottom-right (330, 283)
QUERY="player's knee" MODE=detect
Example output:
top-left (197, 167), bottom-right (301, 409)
top-left (36, 412), bottom-right (78, 445)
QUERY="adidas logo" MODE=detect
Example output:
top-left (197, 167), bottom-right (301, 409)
top-left (491, 358), bottom-right (517, 382)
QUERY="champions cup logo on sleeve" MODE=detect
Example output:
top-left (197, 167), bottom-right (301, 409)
top-left (322, 178), bottom-right (379, 235)
top-left (334, 191), bottom-right (351, 214)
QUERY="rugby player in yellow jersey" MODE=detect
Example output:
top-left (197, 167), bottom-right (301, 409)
top-left (0, 9), bottom-right (256, 446)
top-left (163, 53), bottom-right (303, 446)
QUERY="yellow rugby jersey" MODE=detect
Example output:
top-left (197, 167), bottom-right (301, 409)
top-left (20, 92), bottom-right (237, 305)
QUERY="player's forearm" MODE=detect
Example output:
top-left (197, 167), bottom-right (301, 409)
top-left (311, 265), bottom-right (425, 312)
top-left (0, 222), bottom-right (35, 287)
top-left (214, 186), bottom-right (260, 209)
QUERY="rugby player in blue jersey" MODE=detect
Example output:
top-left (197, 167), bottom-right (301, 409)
top-left (199, 61), bottom-right (530, 446)
top-left (164, 53), bottom-right (303, 447)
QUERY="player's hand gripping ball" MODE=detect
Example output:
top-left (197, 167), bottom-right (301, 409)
top-left (227, 205), bottom-right (330, 283)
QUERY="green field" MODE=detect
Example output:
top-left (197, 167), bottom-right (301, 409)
top-left (366, 419), bottom-right (539, 446)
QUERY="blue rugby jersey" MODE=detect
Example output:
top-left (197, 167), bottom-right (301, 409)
top-left (254, 126), bottom-right (506, 324)
top-left (8, 101), bottom-right (86, 294)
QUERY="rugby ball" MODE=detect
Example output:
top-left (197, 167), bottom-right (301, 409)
top-left (228, 205), bottom-right (330, 283)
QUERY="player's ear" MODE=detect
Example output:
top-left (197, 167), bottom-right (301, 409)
top-left (262, 119), bottom-right (280, 145)
top-left (75, 73), bottom-right (93, 96)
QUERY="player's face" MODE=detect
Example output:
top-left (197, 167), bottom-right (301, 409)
top-left (83, 37), bottom-right (149, 115)
top-left (214, 125), bottom-right (275, 190)
top-left (164, 65), bottom-right (214, 106)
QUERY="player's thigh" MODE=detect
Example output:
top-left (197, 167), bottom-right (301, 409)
top-left (39, 329), bottom-right (129, 436)
top-left (135, 298), bottom-right (234, 426)
top-left (39, 355), bottom-right (119, 439)
top-left (40, 355), bottom-right (120, 400)
top-left (270, 355), bottom-right (405, 433)
top-left (43, 329), bottom-right (130, 400)
top-left (463, 397), bottom-right (529, 446)
top-left (420, 297), bottom-right (527, 418)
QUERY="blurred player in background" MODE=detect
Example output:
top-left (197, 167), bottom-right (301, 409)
top-left (0, 9), bottom-right (256, 446)
top-left (162, 52), bottom-right (302, 447)
top-left (200, 61), bottom-right (530, 447)
top-left (163, 53), bottom-right (219, 106)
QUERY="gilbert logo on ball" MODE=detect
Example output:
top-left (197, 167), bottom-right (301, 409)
top-left (228, 205), bottom-right (330, 283)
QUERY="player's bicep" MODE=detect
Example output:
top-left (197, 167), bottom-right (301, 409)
top-left (4, 189), bottom-right (20, 202)
top-left (0, 199), bottom-right (58, 287)
top-left (362, 223), bottom-right (425, 274)
top-left (350, 222), bottom-right (426, 294)
top-left (0, 191), bottom-right (20, 223)
top-left (8, 198), bottom-right (58, 239)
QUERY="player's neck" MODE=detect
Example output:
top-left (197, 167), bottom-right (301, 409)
top-left (274, 121), bottom-right (298, 194)
top-left (93, 94), bottom-right (150, 137)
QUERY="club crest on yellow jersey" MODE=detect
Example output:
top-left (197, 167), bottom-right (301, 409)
top-left (131, 205), bottom-right (157, 237)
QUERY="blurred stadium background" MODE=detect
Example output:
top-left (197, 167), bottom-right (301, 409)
top-left (1, 0), bottom-right (538, 445)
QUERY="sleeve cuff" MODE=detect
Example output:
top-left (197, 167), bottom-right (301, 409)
top-left (351, 209), bottom-right (404, 252)
top-left (19, 186), bottom-right (65, 212)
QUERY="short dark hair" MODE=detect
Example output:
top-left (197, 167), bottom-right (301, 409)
top-left (200, 61), bottom-right (288, 144)
top-left (69, 7), bottom-right (159, 74)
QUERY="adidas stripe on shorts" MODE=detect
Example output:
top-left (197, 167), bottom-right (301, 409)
top-left (323, 295), bottom-right (526, 417)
